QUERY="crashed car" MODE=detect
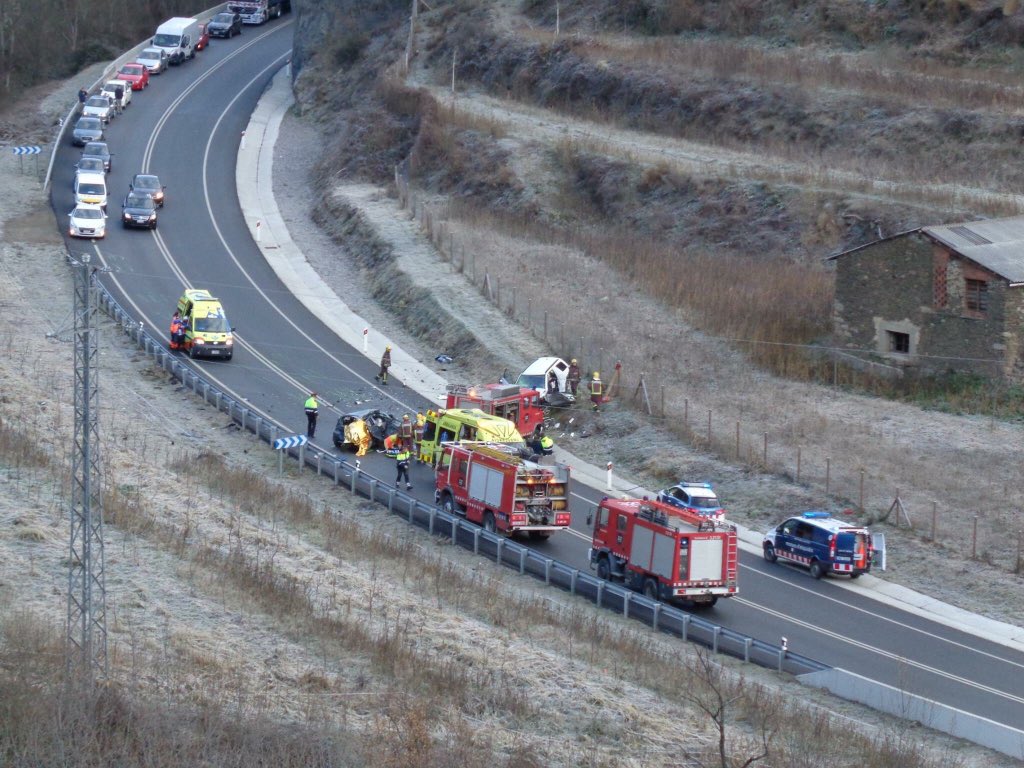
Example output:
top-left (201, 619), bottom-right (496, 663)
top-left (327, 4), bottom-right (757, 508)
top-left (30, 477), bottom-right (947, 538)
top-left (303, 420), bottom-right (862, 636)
top-left (332, 408), bottom-right (400, 455)
top-left (656, 481), bottom-right (726, 521)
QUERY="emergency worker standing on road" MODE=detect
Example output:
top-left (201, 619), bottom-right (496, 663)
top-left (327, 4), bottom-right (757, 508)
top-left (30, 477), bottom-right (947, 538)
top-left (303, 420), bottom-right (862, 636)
top-left (400, 414), bottom-right (414, 451)
top-left (588, 372), bottom-right (603, 412)
top-left (414, 412), bottom-right (426, 455)
top-left (376, 345), bottom-right (392, 385)
top-left (304, 392), bottom-right (319, 438)
top-left (169, 311), bottom-right (183, 350)
top-left (567, 359), bottom-right (581, 396)
top-left (78, 88), bottom-right (88, 106)
top-left (395, 446), bottom-right (412, 489)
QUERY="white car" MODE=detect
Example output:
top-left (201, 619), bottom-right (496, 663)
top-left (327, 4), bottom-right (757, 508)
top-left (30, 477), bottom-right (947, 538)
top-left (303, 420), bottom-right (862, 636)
top-left (68, 204), bottom-right (107, 239)
top-left (136, 47), bottom-right (169, 74)
top-left (82, 95), bottom-right (115, 124)
top-left (100, 79), bottom-right (132, 110)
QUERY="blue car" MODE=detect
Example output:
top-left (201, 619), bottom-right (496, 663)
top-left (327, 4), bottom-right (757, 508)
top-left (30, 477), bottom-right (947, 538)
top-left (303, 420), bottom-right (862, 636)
top-left (656, 481), bottom-right (725, 521)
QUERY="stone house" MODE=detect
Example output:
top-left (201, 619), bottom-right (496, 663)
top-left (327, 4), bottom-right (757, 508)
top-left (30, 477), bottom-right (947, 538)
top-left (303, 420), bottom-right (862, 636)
top-left (829, 215), bottom-right (1024, 378)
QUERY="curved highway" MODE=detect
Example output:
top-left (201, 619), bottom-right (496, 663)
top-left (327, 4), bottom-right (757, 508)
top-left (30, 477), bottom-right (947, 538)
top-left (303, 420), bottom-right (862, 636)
top-left (49, 20), bottom-right (1024, 741)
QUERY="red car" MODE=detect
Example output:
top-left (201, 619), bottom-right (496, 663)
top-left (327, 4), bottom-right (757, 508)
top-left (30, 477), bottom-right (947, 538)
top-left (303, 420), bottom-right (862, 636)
top-left (117, 63), bottom-right (149, 91)
top-left (195, 23), bottom-right (210, 51)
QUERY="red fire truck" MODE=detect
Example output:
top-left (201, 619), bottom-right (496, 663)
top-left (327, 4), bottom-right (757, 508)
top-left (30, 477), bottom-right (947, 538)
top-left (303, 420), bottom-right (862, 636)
top-left (589, 497), bottom-right (738, 607)
top-left (444, 383), bottom-right (544, 437)
top-left (435, 442), bottom-right (571, 538)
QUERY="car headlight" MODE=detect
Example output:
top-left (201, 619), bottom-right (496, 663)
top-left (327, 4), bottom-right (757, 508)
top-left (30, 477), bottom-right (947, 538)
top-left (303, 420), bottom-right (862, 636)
top-left (224, 338), bottom-right (233, 346)
top-left (123, 212), bottom-right (131, 221)
top-left (193, 337), bottom-right (206, 345)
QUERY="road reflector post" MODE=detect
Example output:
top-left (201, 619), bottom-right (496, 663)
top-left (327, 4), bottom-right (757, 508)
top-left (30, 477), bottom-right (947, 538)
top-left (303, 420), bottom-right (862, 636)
top-left (519, 548), bottom-right (527, 575)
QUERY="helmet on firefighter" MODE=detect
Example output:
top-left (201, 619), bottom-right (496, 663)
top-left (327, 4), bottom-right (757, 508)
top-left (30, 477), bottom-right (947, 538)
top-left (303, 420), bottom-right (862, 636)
top-left (593, 371), bottom-right (600, 379)
top-left (403, 414), bottom-right (410, 421)
top-left (386, 344), bottom-right (392, 350)
top-left (571, 358), bottom-right (577, 364)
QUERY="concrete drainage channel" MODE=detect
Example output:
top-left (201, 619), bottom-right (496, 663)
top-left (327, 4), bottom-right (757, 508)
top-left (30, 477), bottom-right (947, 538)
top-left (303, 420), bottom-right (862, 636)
top-left (98, 282), bottom-right (825, 676)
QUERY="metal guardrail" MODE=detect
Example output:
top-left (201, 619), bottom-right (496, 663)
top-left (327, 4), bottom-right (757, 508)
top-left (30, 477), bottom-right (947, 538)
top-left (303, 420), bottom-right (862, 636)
top-left (94, 281), bottom-right (828, 677)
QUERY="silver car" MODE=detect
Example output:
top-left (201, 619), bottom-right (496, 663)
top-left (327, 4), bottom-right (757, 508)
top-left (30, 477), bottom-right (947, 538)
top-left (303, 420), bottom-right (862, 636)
top-left (82, 95), bottom-right (115, 124)
top-left (136, 47), bottom-right (169, 74)
top-left (71, 117), bottom-right (104, 147)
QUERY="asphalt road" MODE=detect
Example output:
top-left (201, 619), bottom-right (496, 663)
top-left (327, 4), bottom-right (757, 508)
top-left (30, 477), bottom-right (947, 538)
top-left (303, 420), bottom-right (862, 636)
top-left (48, 19), bottom-right (1024, 736)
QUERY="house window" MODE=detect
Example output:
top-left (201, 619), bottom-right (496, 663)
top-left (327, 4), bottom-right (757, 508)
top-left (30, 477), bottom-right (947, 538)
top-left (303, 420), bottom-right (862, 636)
top-left (887, 331), bottom-right (910, 354)
top-left (965, 279), bottom-right (989, 313)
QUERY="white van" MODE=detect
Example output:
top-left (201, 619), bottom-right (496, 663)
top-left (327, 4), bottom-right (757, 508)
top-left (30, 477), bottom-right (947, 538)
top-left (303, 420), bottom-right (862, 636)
top-left (74, 172), bottom-right (108, 210)
top-left (152, 17), bottom-right (201, 65)
top-left (516, 357), bottom-right (576, 402)
top-left (101, 79), bottom-right (132, 110)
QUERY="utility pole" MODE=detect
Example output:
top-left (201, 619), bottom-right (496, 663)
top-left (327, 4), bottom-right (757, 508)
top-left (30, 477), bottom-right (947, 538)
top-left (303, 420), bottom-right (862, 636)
top-left (404, 0), bottom-right (419, 73)
top-left (66, 252), bottom-right (108, 684)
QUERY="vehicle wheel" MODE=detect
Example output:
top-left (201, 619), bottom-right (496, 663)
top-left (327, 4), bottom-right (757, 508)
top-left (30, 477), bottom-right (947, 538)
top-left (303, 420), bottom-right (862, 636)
top-left (225, 353), bottom-right (233, 361)
top-left (642, 578), bottom-right (658, 601)
top-left (849, 572), bottom-right (861, 580)
top-left (441, 492), bottom-right (460, 516)
top-left (596, 557), bottom-right (610, 581)
top-left (763, 543), bottom-right (777, 563)
top-left (528, 531), bottom-right (550, 541)
top-left (483, 512), bottom-right (496, 534)
top-left (809, 560), bottom-right (825, 580)
top-left (188, 345), bottom-right (198, 360)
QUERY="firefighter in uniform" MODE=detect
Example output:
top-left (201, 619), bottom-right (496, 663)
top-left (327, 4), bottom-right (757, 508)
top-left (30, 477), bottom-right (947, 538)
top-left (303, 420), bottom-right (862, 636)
top-left (394, 446), bottom-right (412, 490)
top-left (304, 392), bottom-right (319, 438)
top-left (414, 412), bottom-right (426, 457)
top-left (588, 372), bottom-right (603, 412)
top-left (567, 359), bottom-right (582, 396)
top-left (399, 414), bottom-right (414, 451)
top-left (376, 345), bottom-right (392, 385)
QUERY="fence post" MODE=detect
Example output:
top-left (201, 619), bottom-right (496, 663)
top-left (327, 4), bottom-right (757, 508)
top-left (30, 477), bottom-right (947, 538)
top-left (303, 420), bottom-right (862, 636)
top-left (684, 398), bottom-right (688, 426)
top-left (763, 432), bottom-right (768, 465)
top-left (972, 515), bottom-right (978, 559)
top-left (931, 502), bottom-right (937, 542)
top-left (660, 386), bottom-right (665, 419)
top-left (707, 410), bottom-right (712, 444)
top-left (825, 457), bottom-right (831, 496)
top-left (544, 311), bottom-right (548, 340)
top-left (859, 468), bottom-right (865, 511)
top-left (796, 447), bottom-right (801, 484)
top-left (735, 422), bottom-right (740, 458)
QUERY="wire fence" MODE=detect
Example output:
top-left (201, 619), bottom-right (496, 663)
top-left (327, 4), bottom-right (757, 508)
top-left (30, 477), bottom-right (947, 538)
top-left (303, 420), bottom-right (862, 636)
top-left (394, 167), bottom-right (1024, 577)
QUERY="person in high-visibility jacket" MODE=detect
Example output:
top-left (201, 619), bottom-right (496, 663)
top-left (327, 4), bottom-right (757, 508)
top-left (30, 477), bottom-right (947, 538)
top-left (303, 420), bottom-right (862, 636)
top-left (414, 412), bottom-right (426, 456)
top-left (394, 447), bottom-right (412, 490)
top-left (588, 372), bottom-right (603, 412)
top-left (376, 344), bottom-right (392, 385)
top-left (383, 433), bottom-right (401, 454)
top-left (169, 311), bottom-right (184, 350)
top-left (304, 392), bottom-right (319, 438)
top-left (399, 413), bottom-right (414, 451)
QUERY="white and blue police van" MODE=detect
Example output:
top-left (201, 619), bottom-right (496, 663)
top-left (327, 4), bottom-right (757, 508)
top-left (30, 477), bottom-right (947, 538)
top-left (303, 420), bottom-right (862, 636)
top-left (763, 511), bottom-right (883, 579)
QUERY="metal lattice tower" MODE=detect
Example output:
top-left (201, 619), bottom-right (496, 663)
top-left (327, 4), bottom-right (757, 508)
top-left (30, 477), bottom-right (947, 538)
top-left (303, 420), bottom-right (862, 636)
top-left (66, 253), bottom-right (108, 682)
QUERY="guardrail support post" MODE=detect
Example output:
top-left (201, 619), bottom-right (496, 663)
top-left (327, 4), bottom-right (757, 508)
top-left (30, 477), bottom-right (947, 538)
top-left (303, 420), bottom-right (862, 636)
top-left (241, 408), bottom-right (247, 432)
top-left (570, 569), bottom-right (578, 596)
top-left (298, 443), bottom-right (305, 473)
top-left (712, 626), bottom-right (720, 654)
top-left (334, 461), bottom-right (340, 485)
top-left (450, 518), bottom-right (458, 544)
top-left (496, 539), bottom-right (504, 564)
top-left (215, 391), bottom-right (221, 411)
top-left (271, 426), bottom-right (278, 449)
top-left (350, 468), bottom-right (357, 494)
top-left (777, 649), bottom-right (785, 672)
top-left (369, 479), bottom-right (377, 503)
top-left (428, 508), bottom-right (435, 535)
top-left (254, 416), bottom-right (262, 441)
top-left (652, 603), bottom-right (661, 632)
top-left (544, 559), bottom-right (552, 585)
top-left (596, 582), bottom-right (604, 608)
top-left (623, 592), bottom-right (630, 618)
top-left (519, 548), bottom-right (527, 574)
top-left (473, 528), bottom-right (480, 555)
top-left (408, 497), bottom-right (415, 523)
top-left (388, 489), bottom-right (395, 513)
top-left (316, 454), bottom-right (322, 476)
top-left (743, 638), bottom-right (752, 663)
top-left (681, 614), bottom-right (689, 641)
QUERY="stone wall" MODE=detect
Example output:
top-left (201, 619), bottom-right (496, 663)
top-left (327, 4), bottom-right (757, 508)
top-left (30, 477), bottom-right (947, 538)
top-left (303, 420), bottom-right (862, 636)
top-left (833, 232), bottom-right (1009, 377)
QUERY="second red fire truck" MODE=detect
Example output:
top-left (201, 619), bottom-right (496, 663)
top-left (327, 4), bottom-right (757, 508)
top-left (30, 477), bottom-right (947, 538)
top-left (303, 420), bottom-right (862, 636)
top-left (589, 496), bottom-right (738, 607)
top-left (444, 382), bottom-right (545, 438)
top-left (435, 442), bottom-right (571, 538)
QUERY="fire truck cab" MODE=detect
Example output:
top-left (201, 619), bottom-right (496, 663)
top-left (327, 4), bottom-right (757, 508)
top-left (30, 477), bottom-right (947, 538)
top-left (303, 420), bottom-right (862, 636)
top-left (436, 442), bottom-right (571, 538)
top-left (590, 497), bottom-right (738, 607)
top-left (444, 383), bottom-right (544, 437)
